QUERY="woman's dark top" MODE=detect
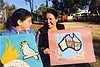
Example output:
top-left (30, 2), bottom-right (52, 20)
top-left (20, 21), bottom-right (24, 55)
top-left (36, 23), bottom-right (65, 67)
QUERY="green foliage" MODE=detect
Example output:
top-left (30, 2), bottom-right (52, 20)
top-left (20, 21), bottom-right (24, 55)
top-left (35, 4), bottom-right (54, 21)
top-left (0, 0), bottom-right (5, 12)
top-left (25, 0), bottom-right (33, 12)
top-left (51, 0), bottom-right (91, 14)
top-left (89, 0), bottom-right (100, 14)
top-left (0, 0), bottom-right (16, 20)
top-left (4, 4), bottom-right (16, 17)
top-left (0, 28), bottom-right (5, 35)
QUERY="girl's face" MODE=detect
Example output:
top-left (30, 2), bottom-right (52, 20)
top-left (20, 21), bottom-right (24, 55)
top-left (18, 16), bottom-right (32, 30)
top-left (45, 13), bottom-right (58, 29)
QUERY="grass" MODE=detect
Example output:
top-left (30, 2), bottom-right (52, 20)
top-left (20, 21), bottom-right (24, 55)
top-left (31, 23), bottom-right (44, 32)
top-left (61, 22), bottom-right (100, 41)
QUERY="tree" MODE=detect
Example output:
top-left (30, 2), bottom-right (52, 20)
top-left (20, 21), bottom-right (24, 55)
top-left (46, 0), bottom-right (52, 8)
top-left (0, 0), bottom-right (16, 21)
top-left (89, 0), bottom-right (100, 22)
top-left (89, 0), bottom-right (100, 13)
top-left (36, 4), bottom-right (47, 21)
top-left (4, 4), bottom-right (16, 16)
top-left (2, 3), bottom-right (16, 21)
top-left (0, 0), bottom-right (5, 12)
top-left (35, 4), bottom-right (53, 21)
top-left (50, 0), bottom-right (91, 21)
top-left (25, 0), bottom-right (34, 23)
top-left (25, 0), bottom-right (34, 13)
top-left (51, 0), bottom-right (91, 15)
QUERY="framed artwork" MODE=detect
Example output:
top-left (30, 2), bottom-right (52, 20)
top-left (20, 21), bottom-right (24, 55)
top-left (48, 27), bottom-right (96, 66)
top-left (0, 33), bottom-right (43, 67)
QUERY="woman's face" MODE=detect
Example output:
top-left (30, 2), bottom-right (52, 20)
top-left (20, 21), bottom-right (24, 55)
top-left (19, 16), bottom-right (32, 30)
top-left (45, 13), bottom-right (58, 29)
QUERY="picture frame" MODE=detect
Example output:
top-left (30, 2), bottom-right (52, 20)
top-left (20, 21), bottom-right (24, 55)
top-left (0, 33), bottom-right (43, 67)
top-left (48, 27), bottom-right (96, 66)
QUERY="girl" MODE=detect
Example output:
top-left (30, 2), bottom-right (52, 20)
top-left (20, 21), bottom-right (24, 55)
top-left (2, 8), bottom-right (35, 35)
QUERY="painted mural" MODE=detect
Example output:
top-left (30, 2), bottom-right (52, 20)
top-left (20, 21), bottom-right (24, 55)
top-left (55, 32), bottom-right (84, 61)
top-left (0, 34), bottom-right (43, 67)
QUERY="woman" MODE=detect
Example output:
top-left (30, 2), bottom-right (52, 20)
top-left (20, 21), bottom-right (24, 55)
top-left (36, 9), bottom-right (91, 67)
top-left (36, 9), bottom-right (65, 67)
top-left (2, 8), bottom-right (35, 35)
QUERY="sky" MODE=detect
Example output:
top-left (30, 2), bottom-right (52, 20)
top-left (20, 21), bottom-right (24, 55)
top-left (4, 0), bottom-right (52, 11)
top-left (3, 0), bottom-right (88, 13)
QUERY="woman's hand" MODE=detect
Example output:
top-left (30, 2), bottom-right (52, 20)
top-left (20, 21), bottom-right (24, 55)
top-left (43, 48), bottom-right (50, 54)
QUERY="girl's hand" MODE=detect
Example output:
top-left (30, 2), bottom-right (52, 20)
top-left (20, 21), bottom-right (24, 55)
top-left (43, 48), bottom-right (50, 54)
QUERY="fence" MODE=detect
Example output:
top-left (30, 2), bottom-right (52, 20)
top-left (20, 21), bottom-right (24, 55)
top-left (73, 13), bottom-right (100, 22)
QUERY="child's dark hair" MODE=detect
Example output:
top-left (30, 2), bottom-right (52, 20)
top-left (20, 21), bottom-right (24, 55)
top-left (4, 8), bottom-right (32, 29)
top-left (45, 9), bottom-right (58, 19)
